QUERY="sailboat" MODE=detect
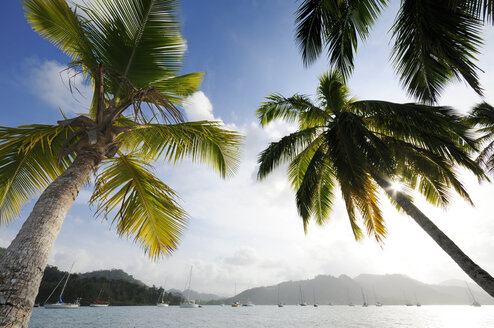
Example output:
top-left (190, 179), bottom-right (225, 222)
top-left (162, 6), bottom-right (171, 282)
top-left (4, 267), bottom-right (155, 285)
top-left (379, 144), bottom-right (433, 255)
top-left (414, 294), bottom-right (421, 307)
top-left (373, 287), bottom-right (383, 307)
top-left (277, 285), bottom-right (284, 307)
top-left (361, 288), bottom-right (368, 307)
top-left (90, 288), bottom-right (109, 307)
top-left (299, 285), bottom-right (307, 306)
top-left (44, 264), bottom-right (80, 309)
top-left (466, 282), bottom-right (481, 307)
top-left (157, 290), bottom-right (169, 307)
top-left (231, 282), bottom-right (240, 307)
top-left (313, 288), bottom-right (318, 307)
top-left (180, 267), bottom-right (199, 308)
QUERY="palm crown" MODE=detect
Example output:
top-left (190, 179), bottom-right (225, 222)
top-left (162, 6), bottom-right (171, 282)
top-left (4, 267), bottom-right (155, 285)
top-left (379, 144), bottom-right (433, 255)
top-left (0, 0), bottom-right (242, 259)
top-left (257, 71), bottom-right (484, 242)
top-left (295, 0), bottom-right (492, 103)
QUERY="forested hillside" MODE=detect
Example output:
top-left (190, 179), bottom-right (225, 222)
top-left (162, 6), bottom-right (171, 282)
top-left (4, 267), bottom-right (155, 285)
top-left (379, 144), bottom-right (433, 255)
top-left (36, 266), bottom-right (184, 306)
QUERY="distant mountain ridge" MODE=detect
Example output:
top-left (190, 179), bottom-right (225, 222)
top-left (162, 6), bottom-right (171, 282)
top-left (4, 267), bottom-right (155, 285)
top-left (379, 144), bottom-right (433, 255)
top-left (209, 273), bottom-right (493, 305)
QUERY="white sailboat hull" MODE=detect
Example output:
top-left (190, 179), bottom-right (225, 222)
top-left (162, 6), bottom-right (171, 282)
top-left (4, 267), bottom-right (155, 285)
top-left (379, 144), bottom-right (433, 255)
top-left (156, 303), bottom-right (169, 307)
top-left (89, 303), bottom-right (109, 307)
top-left (180, 303), bottom-right (199, 308)
top-left (44, 303), bottom-right (79, 309)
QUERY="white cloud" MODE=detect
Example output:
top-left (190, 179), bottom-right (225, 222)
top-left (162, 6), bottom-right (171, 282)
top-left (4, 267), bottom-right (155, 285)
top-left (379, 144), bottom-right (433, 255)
top-left (25, 59), bottom-right (93, 114)
top-left (224, 247), bottom-right (259, 266)
top-left (183, 91), bottom-right (216, 121)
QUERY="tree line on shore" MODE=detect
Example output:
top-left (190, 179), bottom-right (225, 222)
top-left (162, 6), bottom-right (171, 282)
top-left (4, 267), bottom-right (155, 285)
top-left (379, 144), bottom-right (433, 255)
top-left (36, 265), bottom-right (184, 306)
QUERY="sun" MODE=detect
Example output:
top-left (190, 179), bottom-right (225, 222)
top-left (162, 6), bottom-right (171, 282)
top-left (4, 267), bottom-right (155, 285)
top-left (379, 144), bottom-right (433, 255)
top-left (391, 181), bottom-right (403, 192)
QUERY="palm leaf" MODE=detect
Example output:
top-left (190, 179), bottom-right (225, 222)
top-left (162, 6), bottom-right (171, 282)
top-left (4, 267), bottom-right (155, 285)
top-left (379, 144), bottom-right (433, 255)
top-left (0, 125), bottom-right (74, 224)
top-left (391, 0), bottom-right (483, 103)
top-left (258, 127), bottom-right (319, 181)
top-left (118, 121), bottom-right (242, 178)
top-left (150, 72), bottom-right (204, 105)
top-left (83, 0), bottom-right (185, 95)
top-left (295, 0), bottom-right (387, 78)
top-left (90, 154), bottom-right (186, 259)
top-left (23, 0), bottom-right (96, 65)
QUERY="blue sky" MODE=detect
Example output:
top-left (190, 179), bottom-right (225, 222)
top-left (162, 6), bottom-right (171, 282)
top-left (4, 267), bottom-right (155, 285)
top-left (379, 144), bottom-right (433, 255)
top-left (1, 0), bottom-right (494, 296)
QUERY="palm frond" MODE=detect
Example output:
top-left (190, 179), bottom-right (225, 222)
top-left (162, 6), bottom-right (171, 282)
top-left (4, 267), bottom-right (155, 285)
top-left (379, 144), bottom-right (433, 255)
top-left (258, 127), bottom-right (319, 181)
top-left (0, 125), bottom-right (74, 225)
top-left (23, 0), bottom-right (96, 64)
top-left (295, 0), bottom-right (387, 77)
top-left (90, 154), bottom-right (186, 259)
top-left (391, 0), bottom-right (483, 103)
top-left (150, 72), bottom-right (204, 105)
top-left (468, 0), bottom-right (494, 24)
top-left (256, 94), bottom-right (326, 128)
top-left (118, 121), bottom-right (242, 178)
top-left (82, 0), bottom-right (185, 95)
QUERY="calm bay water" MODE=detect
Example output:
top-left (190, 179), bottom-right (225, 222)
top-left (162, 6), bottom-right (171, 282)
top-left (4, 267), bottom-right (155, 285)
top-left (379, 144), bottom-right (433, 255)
top-left (29, 305), bottom-right (494, 328)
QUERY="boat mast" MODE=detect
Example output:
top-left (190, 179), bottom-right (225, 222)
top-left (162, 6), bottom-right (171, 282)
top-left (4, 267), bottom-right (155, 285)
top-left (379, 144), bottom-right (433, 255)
top-left (186, 267), bottom-right (193, 302)
top-left (59, 263), bottom-right (74, 303)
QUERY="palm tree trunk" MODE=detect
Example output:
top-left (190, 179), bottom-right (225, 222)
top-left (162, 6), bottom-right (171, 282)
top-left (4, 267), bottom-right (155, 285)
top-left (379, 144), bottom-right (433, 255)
top-left (372, 173), bottom-right (494, 298)
top-left (0, 151), bottom-right (99, 328)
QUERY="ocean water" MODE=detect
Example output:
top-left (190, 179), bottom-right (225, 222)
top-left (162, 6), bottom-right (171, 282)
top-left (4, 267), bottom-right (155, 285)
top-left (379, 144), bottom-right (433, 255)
top-left (29, 305), bottom-right (494, 328)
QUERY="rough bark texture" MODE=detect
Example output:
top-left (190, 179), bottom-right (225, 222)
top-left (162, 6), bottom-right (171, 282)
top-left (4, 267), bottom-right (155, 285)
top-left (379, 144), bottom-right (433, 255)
top-left (0, 152), bottom-right (99, 328)
top-left (373, 174), bottom-right (494, 298)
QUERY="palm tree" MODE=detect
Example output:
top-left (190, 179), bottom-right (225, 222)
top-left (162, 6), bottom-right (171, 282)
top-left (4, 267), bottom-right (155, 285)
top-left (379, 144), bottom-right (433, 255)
top-left (0, 0), bottom-right (241, 326)
top-left (256, 71), bottom-right (494, 298)
top-left (295, 0), bottom-right (492, 103)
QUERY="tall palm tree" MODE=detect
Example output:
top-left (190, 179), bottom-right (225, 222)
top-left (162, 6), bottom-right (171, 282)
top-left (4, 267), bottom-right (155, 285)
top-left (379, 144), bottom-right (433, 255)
top-left (295, 0), bottom-right (492, 103)
top-left (0, 0), bottom-right (241, 326)
top-left (256, 71), bottom-right (494, 298)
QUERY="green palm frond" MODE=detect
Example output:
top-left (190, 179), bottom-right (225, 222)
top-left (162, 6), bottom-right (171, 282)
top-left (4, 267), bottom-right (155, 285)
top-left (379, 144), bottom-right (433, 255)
top-left (391, 0), bottom-right (483, 103)
top-left (295, 0), bottom-right (387, 78)
top-left (91, 154), bottom-right (186, 259)
top-left (257, 127), bottom-right (319, 181)
top-left (288, 134), bottom-right (325, 189)
top-left (0, 125), bottom-right (74, 225)
top-left (83, 0), bottom-right (185, 95)
top-left (256, 93), bottom-right (327, 127)
top-left (150, 72), bottom-right (204, 105)
top-left (23, 0), bottom-right (96, 64)
top-left (118, 122), bottom-right (242, 178)
top-left (469, 0), bottom-right (494, 24)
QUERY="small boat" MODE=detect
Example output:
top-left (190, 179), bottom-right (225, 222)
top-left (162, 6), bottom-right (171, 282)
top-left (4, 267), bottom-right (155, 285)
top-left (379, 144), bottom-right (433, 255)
top-left (313, 288), bottom-right (318, 307)
top-left (180, 300), bottom-right (199, 308)
top-left (361, 288), bottom-right (368, 307)
top-left (299, 285), bottom-right (307, 306)
top-left (466, 282), bottom-right (481, 307)
top-left (231, 301), bottom-right (240, 307)
top-left (156, 282), bottom-right (169, 307)
top-left (375, 302), bottom-right (383, 307)
top-left (180, 267), bottom-right (199, 308)
top-left (33, 303), bottom-right (40, 308)
top-left (90, 288), bottom-right (110, 307)
top-left (44, 301), bottom-right (80, 309)
top-left (44, 264), bottom-right (80, 309)
top-left (277, 286), bottom-right (284, 307)
top-left (242, 301), bottom-right (255, 307)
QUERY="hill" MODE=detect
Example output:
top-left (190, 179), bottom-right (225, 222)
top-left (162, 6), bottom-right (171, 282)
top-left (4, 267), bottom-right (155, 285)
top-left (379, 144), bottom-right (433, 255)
top-left (79, 269), bottom-right (146, 286)
top-left (210, 274), bottom-right (493, 305)
top-left (37, 266), bottom-right (184, 306)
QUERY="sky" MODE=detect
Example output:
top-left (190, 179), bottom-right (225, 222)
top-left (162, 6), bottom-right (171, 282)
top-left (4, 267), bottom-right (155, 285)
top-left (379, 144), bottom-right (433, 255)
top-left (1, 1), bottom-right (494, 296)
